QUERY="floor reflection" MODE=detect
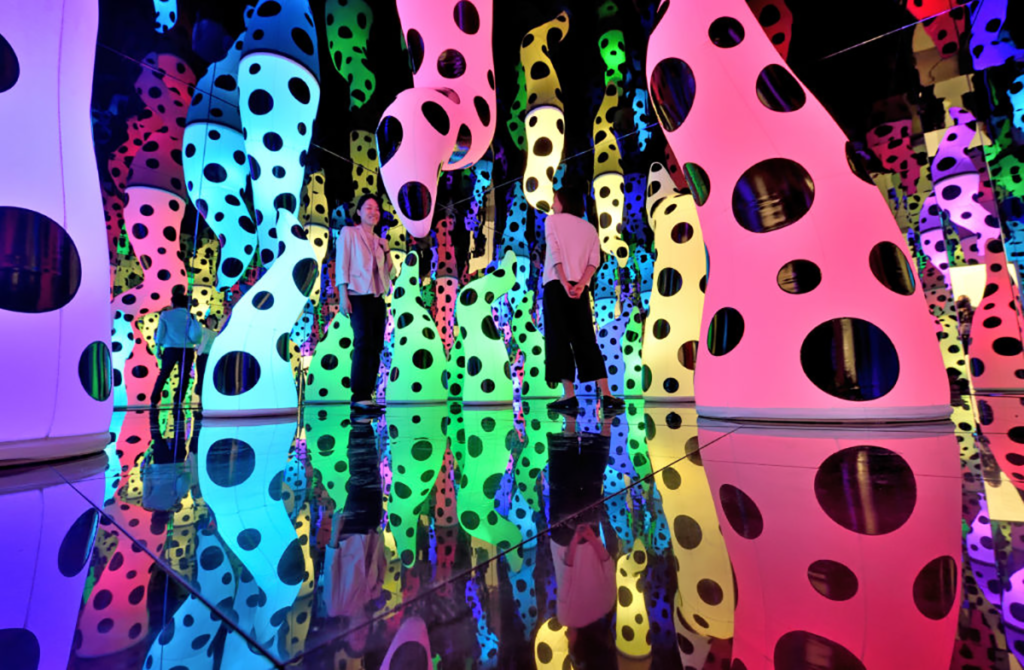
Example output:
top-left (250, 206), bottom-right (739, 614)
top-left (12, 397), bottom-right (1024, 667)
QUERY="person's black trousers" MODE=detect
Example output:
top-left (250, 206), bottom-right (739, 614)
top-left (350, 294), bottom-right (387, 401)
top-left (151, 347), bottom-right (195, 405)
top-left (194, 353), bottom-right (210, 401)
top-left (542, 280), bottom-right (608, 385)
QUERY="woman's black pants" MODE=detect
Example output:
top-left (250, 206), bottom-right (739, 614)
top-left (350, 294), bottom-right (386, 401)
top-left (542, 280), bottom-right (607, 386)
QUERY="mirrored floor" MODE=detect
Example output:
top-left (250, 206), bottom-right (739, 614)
top-left (11, 395), bottom-right (1024, 667)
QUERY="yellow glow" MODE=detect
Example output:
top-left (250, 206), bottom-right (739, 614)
top-left (593, 173), bottom-right (629, 266)
top-left (523, 106), bottom-right (564, 213)
top-left (616, 539), bottom-right (652, 659)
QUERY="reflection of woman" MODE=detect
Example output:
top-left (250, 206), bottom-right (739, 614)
top-left (543, 185), bottom-right (624, 413)
top-left (336, 194), bottom-right (394, 414)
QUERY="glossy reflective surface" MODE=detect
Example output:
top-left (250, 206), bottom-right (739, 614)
top-left (10, 394), bottom-right (1024, 667)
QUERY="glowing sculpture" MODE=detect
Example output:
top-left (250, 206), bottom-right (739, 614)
top-left (434, 211), bottom-right (459, 354)
top-left (0, 454), bottom-right (104, 668)
top-left (592, 29), bottom-right (630, 265)
top-left (512, 291), bottom-right (561, 398)
top-left (747, 0), bottom-right (793, 59)
top-left (700, 423), bottom-right (961, 669)
top-left (386, 407), bottom-right (447, 566)
top-left (647, 1), bottom-right (949, 421)
top-left (647, 408), bottom-right (734, 639)
top-left (376, 0), bottom-right (496, 238)
top-left (867, 120), bottom-right (921, 197)
top-left (507, 63), bottom-right (529, 151)
top-left (350, 129), bottom-right (382, 197)
top-left (450, 407), bottom-right (523, 569)
top-left (520, 12), bottom-right (568, 213)
top-left (632, 245), bottom-right (655, 313)
top-left (238, 0), bottom-right (320, 268)
top-left (110, 53), bottom-right (195, 408)
top-left (932, 109), bottom-right (1024, 391)
top-left (456, 250), bottom-right (517, 404)
top-left (299, 169), bottom-right (331, 303)
top-left (466, 158), bottom-right (493, 234)
top-left (1012, 75), bottom-right (1024, 136)
top-left (595, 309), bottom-right (630, 397)
top-left (616, 539), bottom-right (652, 659)
top-left (970, 0), bottom-right (1024, 70)
top-left (534, 618), bottom-right (571, 670)
top-left (446, 328), bottom-right (466, 397)
top-left (198, 417), bottom-right (302, 645)
top-left (153, 0), bottom-right (177, 33)
top-left (592, 256), bottom-right (619, 327)
top-left (0, 0), bottom-right (113, 452)
top-left (640, 162), bottom-right (706, 402)
top-left (325, 0), bottom-right (375, 109)
top-left (203, 209), bottom-right (317, 416)
top-left (184, 33), bottom-right (255, 289)
top-left (387, 252), bottom-right (448, 403)
top-left (622, 304), bottom-right (644, 397)
top-left (905, 0), bottom-right (966, 58)
top-left (501, 182), bottom-right (533, 312)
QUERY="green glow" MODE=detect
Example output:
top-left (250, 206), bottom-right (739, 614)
top-left (512, 291), bottom-right (561, 398)
top-left (386, 252), bottom-right (447, 402)
top-left (306, 311), bottom-right (355, 403)
top-left (599, 30), bottom-right (627, 89)
top-left (325, 0), bottom-right (376, 110)
top-left (507, 63), bottom-right (528, 151)
top-left (456, 251), bottom-right (518, 404)
top-left (622, 304), bottom-right (644, 397)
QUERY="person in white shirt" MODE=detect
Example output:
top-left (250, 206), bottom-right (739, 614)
top-left (542, 185), bottom-right (624, 412)
top-left (336, 194), bottom-right (394, 414)
top-left (151, 292), bottom-right (202, 406)
top-left (193, 314), bottom-right (220, 403)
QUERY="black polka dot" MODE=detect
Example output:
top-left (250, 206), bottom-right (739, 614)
top-left (406, 29), bottom-right (424, 73)
top-left (993, 337), bottom-right (1024, 356)
top-left (670, 223), bottom-right (694, 243)
top-left (719, 484), bottom-right (763, 539)
top-left (678, 341), bottom-right (698, 370)
top-left (438, 49), bottom-right (467, 78)
top-left (708, 17), bottom-right (745, 47)
top-left (256, 1), bottom-right (281, 17)
top-left (474, 96), bottom-right (491, 126)
top-left (277, 538), bottom-right (306, 584)
top-left (912, 556), bottom-right (958, 619)
top-left (0, 32), bottom-right (20, 93)
top-left (421, 101), bottom-right (450, 134)
top-left (777, 259), bottom-right (821, 294)
top-left (59, 509), bottom-right (99, 577)
top-left (454, 1), bottom-right (480, 34)
top-left (732, 159), bottom-right (814, 232)
top-left (288, 77), bottom-right (311, 104)
top-left (206, 438), bottom-right (256, 486)
top-left (203, 163), bottom-right (227, 183)
top-left (0, 628), bottom-right (39, 670)
top-left (398, 181), bottom-right (432, 220)
top-left (657, 268), bottom-right (683, 296)
top-left (248, 89), bottom-right (274, 115)
top-left (868, 241), bottom-right (915, 295)
top-left (530, 61), bottom-right (550, 79)
top-left (814, 445), bottom-right (915, 534)
top-left (697, 578), bottom-right (723, 605)
top-left (650, 58), bottom-right (696, 132)
top-left (236, 528), bottom-right (262, 550)
top-left (755, 65), bottom-right (805, 112)
top-left (263, 132), bottom-right (283, 151)
top-left (252, 291), bottom-right (274, 310)
top-left (291, 28), bottom-right (315, 56)
top-left (376, 116), bottom-right (403, 167)
top-left (774, 632), bottom-right (864, 670)
top-left (78, 341), bottom-right (112, 401)
top-left (706, 307), bottom-right (744, 356)
top-left (212, 352), bottom-right (261, 395)
top-left (674, 515), bottom-right (702, 549)
top-left (801, 318), bottom-right (899, 401)
top-left (807, 560), bottom-right (858, 600)
top-left (0, 207), bottom-right (81, 313)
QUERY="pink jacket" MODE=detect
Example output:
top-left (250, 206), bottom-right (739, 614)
top-left (336, 224), bottom-right (393, 297)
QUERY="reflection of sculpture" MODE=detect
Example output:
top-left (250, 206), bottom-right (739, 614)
top-left (592, 29), bottom-right (630, 265)
top-left (456, 251), bottom-right (517, 404)
top-left (386, 407), bottom-right (446, 566)
top-left (642, 162), bottom-right (705, 401)
top-left (520, 12), bottom-right (568, 213)
top-left (0, 0), bottom-right (113, 452)
top-left (238, 0), bottom-right (321, 268)
top-left (325, 0), bottom-right (376, 110)
top-left (184, 32), bottom-right (255, 289)
top-left (377, 0), bottom-right (496, 238)
top-left (647, 0), bottom-right (948, 421)
top-left (202, 210), bottom-right (317, 415)
top-left (700, 422), bottom-right (961, 669)
top-left (387, 252), bottom-right (447, 403)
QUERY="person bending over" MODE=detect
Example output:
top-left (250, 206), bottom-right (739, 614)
top-left (542, 185), bottom-right (624, 412)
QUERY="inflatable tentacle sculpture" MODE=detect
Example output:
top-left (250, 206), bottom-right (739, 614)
top-left (456, 250), bottom-right (517, 404)
top-left (512, 291), bottom-right (561, 398)
top-left (184, 33), bottom-right (256, 290)
top-left (325, 0), bottom-right (375, 110)
top-left (0, 0), bottom-right (114, 448)
top-left (238, 0), bottom-right (321, 268)
top-left (110, 53), bottom-right (195, 407)
top-left (520, 12), bottom-right (568, 213)
top-left (387, 408), bottom-right (447, 567)
top-left (305, 314), bottom-right (355, 403)
top-left (202, 209), bottom-right (317, 415)
top-left (622, 304), bottom-right (644, 396)
top-left (593, 29), bottom-right (630, 266)
top-left (746, 0), bottom-right (793, 60)
top-left (648, 0), bottom-right (948, 421)
top-left (434, 212), bottom-right (459, 354)
top-left (387, 252), bottom-right (448, 403)
top-left (377, 0), bottom-right (496, 238)
top-left (616, 539), bottom-right (653, 659)
top-left (153, 0), bottom-right (177, 33)
top-left (641, 162), bottom-right (705, 401)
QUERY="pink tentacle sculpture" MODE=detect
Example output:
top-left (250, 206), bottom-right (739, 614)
top-left (647, 0), bottom-right (948, 421)
top-left (377, 0), bottom-right (495, 238)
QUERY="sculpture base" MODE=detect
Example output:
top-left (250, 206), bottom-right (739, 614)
top-left (643, 396), bottom-right (696, 404)
top-left (0, 432), bottom-right (110, 466)
top-left (695, 403), bottom-right (952, 424)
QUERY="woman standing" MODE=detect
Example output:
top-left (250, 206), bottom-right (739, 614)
top-left (542, 185), bottom-right (624, 412)
top-left (336, 194), bottom-right (393, 414)
top-left (193, 314), bottom-right (220, 405)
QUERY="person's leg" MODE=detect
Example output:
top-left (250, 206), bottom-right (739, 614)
top-left (367, 296), bottom-right (387, 403)
top-left (565, 287), bottom-right (614, 397)
top-left (173, 348), bottom-right (195, 406)
top-left (151, 348), bottom-right (182, 405)
top-left (194, 353), bottom-right (209, 402)
top-left (542, 281), bottom-right (577, 399)
top-left (349, 295), bottom-right (374, 402)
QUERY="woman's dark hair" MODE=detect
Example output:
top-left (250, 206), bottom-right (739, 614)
top-left (555, 184), bottom-right (587, 217)
top-left (171, 293), bottom-right (189, 308)
top-left (352, 193), bottom-right (383, 224)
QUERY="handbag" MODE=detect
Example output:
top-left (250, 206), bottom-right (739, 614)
top-left (551, 523), bottom-right (616, 628)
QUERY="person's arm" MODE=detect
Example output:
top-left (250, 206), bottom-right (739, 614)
top-left (154, 314), bottom-right (166, 352)
top-left (336, 229), bottom-right (353, 316)
top-left (546, 217), bottom-right (574, 297)
top-left (570, 231), bottom-right (602, 298)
